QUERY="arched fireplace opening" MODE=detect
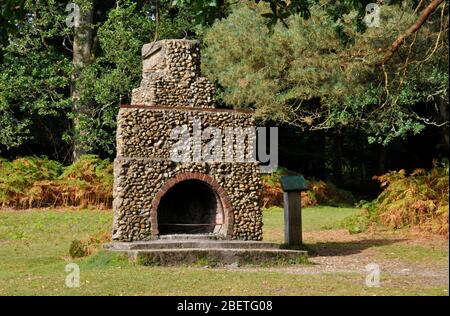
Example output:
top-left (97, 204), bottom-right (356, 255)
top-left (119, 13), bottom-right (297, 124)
top-left (156, 179), bottom-right (223, 235)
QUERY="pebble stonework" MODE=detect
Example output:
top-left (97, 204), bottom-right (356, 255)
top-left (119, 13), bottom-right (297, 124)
top-left (112, 39), bottom-right (263, 242)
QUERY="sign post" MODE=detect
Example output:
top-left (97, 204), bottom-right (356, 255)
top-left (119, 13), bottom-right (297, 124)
top-left (279, 176), bottom-right (308, 247)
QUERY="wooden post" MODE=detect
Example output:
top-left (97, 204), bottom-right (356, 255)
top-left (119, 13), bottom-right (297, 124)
top-left (279, 175), bottom-right (308, 248)
top-left (283, 191), bottom-right (302, 247)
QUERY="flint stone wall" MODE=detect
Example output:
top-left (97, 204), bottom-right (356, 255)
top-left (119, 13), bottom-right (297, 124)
top-left (112, 107), bottom-right (263, 242)
top-left (117, 107), bottom-right (256, 159)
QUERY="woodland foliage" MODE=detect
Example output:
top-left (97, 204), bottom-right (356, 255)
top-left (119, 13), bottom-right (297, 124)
top-left (0, 0), bottom-right (196, 158)
top-left (202, 2), bottom-right (449, 145)
top-left (343, 161), bottom-right (449, 236)
top-left (0, 155), bottom-right (113, 208)
top-left (373, 161), bottom-right (449, 235)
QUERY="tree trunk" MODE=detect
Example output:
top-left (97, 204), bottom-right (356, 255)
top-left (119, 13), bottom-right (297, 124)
top-left (437, 91), bottom-right (449, 150)
top-left (71, 1), bottom-right (94, 162)
top-left (332, 131), bottom-right (343, 183)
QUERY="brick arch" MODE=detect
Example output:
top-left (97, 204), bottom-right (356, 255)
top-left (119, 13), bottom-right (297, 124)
top-left (150, 172), bottom-right (234, 238)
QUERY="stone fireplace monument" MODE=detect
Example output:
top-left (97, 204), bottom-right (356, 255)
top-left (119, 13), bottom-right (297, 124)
top-left (111, 39), bottom-right (263, 242)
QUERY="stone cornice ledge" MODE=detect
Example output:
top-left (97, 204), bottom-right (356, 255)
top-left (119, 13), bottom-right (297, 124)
top-left (114, 157), bottom-right (261, 165)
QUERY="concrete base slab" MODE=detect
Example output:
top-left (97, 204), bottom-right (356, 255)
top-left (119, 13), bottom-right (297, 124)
top-left (104, 240), bottom-right (308, 266)
top-left (104, 240), bottom-right (282, 250)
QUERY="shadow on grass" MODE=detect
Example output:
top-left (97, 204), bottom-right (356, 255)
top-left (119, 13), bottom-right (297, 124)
top-left (304, 238), bottom-right (406, 257)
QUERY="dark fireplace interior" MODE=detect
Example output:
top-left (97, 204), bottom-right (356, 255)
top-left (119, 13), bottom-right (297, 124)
top-left (157, 179), bottom-right (218, 235)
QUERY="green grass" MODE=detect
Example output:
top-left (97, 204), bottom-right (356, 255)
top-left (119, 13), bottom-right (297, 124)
top-left (0, 207), bottom-right (447, 296)
top-left (263, 206), bottom-right (359, 242)
top-left (375, 243), bottom-right (449, 265)
top-left (0, 209), bottom-right (111, 272)
top-left (1, 249), bottom-right (446, 296)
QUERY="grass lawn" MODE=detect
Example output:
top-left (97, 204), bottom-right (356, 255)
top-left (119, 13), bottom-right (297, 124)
top-left (0, 207), bottom-right (448, 296)
top-left (262, 206), bottom-right (358, 242)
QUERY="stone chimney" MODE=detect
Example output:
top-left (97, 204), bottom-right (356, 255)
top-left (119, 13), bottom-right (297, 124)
top-left (131, 39), bottom-right (215, 108)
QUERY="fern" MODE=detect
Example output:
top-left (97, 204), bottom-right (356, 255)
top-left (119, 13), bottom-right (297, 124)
top-left (344, 161), bottom-right (449, 236)
top-left (0, 155), bottom-right (113, 209)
